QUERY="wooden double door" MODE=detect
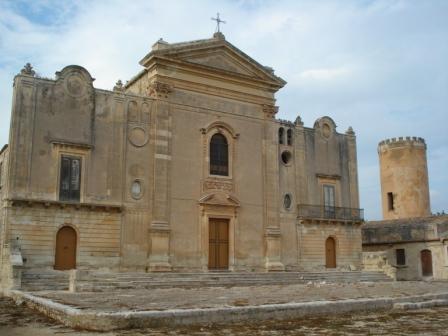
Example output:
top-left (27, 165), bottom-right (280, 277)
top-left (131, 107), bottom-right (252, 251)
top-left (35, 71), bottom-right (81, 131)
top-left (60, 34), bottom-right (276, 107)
top-left (208, 219), bottom-right (229, 270)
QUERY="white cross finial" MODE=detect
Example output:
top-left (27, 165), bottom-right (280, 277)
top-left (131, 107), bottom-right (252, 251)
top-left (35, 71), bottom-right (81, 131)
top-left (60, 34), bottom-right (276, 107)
top-left (211, 12), bottom-right (226, 33)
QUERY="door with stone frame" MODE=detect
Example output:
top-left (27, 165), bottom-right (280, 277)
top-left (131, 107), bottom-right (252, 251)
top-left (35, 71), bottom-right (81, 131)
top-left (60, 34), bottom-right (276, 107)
top-left (421, 249), bottom-right (433, 277)
top-left (54, 226), bottom-right (77, 270)
top-left (325, 237), bottom-right (336, 268)
top-left (208, 218), bottom-right (229, 270)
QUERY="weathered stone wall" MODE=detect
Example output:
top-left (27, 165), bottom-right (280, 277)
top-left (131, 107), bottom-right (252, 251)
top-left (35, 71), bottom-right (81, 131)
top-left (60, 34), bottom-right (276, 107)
top-left (297, 222), bottom-right (362, 271)
top-left (378, 137), bottom-right (430, 219)
top-left (364, 242), bottom-right (448, 280)
top-left (3, 66), bottom-right (156, 271)
top-left (7, 204), bottom-right (121, 270)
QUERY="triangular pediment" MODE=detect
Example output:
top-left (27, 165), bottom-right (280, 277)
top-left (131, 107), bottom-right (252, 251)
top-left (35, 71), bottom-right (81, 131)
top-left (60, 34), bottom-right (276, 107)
top-left (139, 36), bottom-right (286, 87)
top-left (198, 192), bottom-right (240, 207)
top-left (180, 51), bottom-right (254, 77)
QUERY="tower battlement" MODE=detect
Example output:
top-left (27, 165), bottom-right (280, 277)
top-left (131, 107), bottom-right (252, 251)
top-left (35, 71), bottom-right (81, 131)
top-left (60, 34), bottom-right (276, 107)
top-left (378, 136), bottom-right (426, 152)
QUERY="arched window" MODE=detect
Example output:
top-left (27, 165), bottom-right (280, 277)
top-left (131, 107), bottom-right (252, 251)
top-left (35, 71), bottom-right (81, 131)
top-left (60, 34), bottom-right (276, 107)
top-left (287, 129), bottom-right (293, 145)
top-left (278, 127), bottom-right (284, 145)
top-left (210, 133), bottom-right (229, 176)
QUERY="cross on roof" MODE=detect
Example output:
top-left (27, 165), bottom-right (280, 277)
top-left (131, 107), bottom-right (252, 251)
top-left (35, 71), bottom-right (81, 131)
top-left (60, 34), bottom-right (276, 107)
top-left (211, 12), bottom-right (226, 33)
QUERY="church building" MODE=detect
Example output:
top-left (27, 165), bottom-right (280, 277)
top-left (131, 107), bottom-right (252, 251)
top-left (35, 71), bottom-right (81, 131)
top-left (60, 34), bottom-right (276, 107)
top-left (0, 33), bottom-right (363, 281)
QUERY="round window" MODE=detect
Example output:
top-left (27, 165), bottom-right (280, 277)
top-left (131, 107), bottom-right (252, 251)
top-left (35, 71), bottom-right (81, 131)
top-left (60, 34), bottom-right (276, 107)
top-left (284, 194), bottom-right (292, 210)
top-left (281, 150), bottom-right (292, 165)
top-left (131, 180), bottom-right (143, 199)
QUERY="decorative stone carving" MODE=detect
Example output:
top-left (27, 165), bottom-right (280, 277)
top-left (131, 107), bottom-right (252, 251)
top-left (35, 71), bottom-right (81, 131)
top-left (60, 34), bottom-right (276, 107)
top-left (20, 63), bottom-right (35, 76)
top-left (64, 72), bottom-right (88, 98)
top-left (322, 123), bottom-right (331, 139)
top-left (148, 81), bottom-right (173, 99)
top-left (113, 80), bottom-right (124, 92)
top-left (203, 179), bottom-right (234, 193)
top-left (262, 105), bottom-right (278, 119)
top-left (346, 126), bottom-right (355, 136)
top-left (294, 115), bottom-right (304, 126)
top-left (128, 126), bottom-right (148, 147)
top-left (314, 116), bottom-right (336, 140)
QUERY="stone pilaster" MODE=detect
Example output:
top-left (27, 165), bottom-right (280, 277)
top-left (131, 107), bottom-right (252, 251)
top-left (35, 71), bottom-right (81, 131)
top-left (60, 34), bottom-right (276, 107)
top-left (148, 80), bottom-right (173, 272)
top-left (264, 227), bottom-right (284, 271)
top-left (345, 127), bottom-right (360, 209)
top-left (262, 108), bottom-right (284, 271)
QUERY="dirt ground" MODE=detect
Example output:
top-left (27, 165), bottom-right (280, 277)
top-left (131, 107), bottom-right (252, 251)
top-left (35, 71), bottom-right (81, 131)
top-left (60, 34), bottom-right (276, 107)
top-left (2, 296), bottom-right (448, 335)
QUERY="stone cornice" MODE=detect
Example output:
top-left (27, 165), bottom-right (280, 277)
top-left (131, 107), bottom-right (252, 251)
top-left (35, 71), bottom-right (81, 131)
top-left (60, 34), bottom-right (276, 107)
top-left (146, 56), bottom-right (283, 90)
top-left (7, 198), bottom-right (122, 213)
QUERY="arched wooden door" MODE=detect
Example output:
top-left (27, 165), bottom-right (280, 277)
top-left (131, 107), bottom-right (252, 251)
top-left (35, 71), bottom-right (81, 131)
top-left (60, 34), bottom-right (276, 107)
top-left (421, 249), bottom-right (433, 277)
top-left (54, 226), bottom-right (77, 270)
top-left (325, 237), bottom-right (336, 268)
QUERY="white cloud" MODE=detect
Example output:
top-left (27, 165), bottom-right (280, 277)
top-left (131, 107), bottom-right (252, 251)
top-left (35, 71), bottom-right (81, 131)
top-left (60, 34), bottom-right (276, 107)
top-left (298, 66), bottom-right (352, 81)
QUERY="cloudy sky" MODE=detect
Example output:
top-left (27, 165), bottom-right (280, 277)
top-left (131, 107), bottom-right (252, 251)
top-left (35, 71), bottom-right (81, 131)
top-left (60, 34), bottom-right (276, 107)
top-left (0, 0), bottom-right (446, 220)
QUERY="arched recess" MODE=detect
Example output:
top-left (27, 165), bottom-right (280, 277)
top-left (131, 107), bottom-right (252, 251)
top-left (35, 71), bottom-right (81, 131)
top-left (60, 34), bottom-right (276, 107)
top-left (325, 237), bottom-right (336, 268)
top-left (278, 127), bottom-right (285, 145)
top-left (421, 249), bottom-right (433, 277)
top-left (287, 129), bottom-right (293, 145)
top-left (54, 226), bottom-right (77, 270)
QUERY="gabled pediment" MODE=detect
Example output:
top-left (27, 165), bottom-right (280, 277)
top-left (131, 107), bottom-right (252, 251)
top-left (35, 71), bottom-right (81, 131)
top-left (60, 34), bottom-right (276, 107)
top-left (198, 192), bottom-right (240, 208)
top-left (180, 51), bottom-right (254, 77)
top-left (139, 35), bottom-right (286, 88)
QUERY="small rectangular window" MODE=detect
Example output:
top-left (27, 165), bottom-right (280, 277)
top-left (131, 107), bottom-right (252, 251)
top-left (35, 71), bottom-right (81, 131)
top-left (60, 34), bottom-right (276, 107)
top-left (59, 156), bottom-right (81, 202)
top-left (387, 192), bottom-right (394, 210)
top-left (396, 248), bottom-right (406, 265)
top-left (323, 185), bottom-right (336, 218)
top-left (0, 161), bottom-right (2, 187)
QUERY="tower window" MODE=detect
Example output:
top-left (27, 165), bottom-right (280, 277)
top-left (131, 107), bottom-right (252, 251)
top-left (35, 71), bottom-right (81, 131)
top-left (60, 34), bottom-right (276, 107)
top-left (396, 249), bottom-right (406, 266)
top-left (278, 127), bottom-right (284, 145)
top-left (387, 192), bottom-right (394, 211)
top-left (287, 129), bottom-right (293, 146)
top-left (59, 156), bottom-right (81, 202)
top-left (210, 133), bottom-right (229, 176)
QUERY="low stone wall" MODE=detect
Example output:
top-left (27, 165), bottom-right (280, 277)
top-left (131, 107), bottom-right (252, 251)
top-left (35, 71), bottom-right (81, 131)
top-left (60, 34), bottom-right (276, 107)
top-left (7, 290), bottom-right (448, 331)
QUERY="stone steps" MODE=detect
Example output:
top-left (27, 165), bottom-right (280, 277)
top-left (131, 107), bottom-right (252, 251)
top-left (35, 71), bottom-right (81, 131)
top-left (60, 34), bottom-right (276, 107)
top-left (20, 270), bottom-right (392, 292)
top-left (21, 269), bottom-right (70, 291)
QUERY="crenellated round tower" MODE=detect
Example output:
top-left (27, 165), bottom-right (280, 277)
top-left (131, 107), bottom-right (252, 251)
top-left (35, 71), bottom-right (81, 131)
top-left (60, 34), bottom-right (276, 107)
top-left (378, 136), bottom-right (431, 220)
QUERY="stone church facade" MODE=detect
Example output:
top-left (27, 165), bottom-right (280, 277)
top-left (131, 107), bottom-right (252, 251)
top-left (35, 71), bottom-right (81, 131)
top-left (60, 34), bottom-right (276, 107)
top-left (0, 33), bottom-right (363, 278)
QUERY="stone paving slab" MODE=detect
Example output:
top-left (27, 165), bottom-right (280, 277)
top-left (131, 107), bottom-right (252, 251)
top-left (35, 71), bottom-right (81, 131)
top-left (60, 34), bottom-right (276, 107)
top-left (3, 281), bottom-right (448, 331)
top-left (37, 281), bottom-right (448, 312)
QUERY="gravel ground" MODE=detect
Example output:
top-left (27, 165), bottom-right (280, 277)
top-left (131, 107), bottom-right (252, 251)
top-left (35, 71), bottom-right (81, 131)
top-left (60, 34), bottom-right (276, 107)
top-left (2, 296), bottom-right (448, 335)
